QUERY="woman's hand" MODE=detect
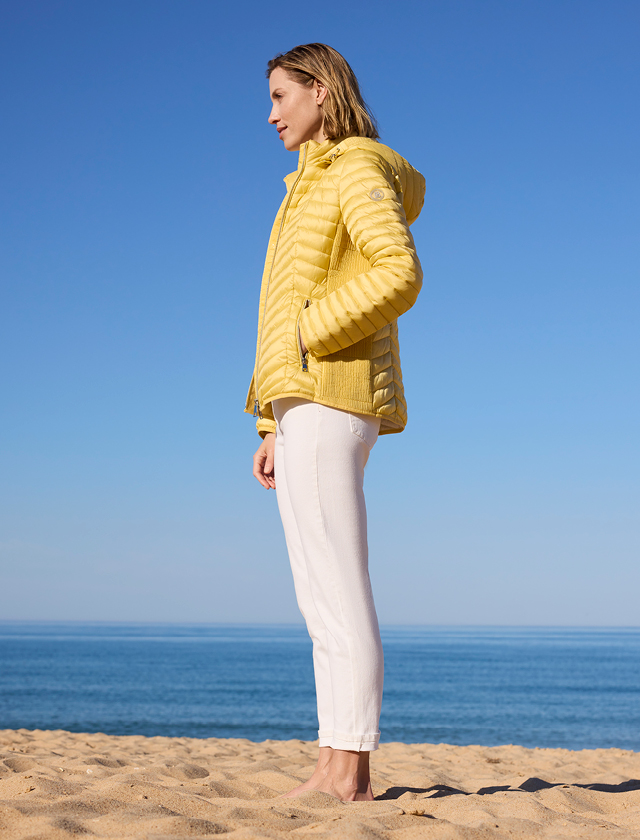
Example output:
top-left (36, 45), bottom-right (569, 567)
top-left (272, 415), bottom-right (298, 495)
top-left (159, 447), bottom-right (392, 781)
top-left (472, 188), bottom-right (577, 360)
top-left (253, 432), bottom-right (276, 489)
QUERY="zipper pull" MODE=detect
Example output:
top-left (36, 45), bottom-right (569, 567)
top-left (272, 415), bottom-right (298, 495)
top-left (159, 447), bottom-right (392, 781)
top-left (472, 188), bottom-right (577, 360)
top-left (299, 298), bottom-right (311, 371)
top-left (253, 399), bottom-right (263, 419)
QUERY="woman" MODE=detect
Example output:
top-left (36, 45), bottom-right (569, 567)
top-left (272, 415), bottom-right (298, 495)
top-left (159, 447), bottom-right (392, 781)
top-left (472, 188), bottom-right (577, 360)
top-left (246, 43), bottom-right (425, 801)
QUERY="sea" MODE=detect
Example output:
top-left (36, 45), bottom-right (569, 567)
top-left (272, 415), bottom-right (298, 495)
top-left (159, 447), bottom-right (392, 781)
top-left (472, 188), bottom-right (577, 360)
top-left (1, 623), bottom-right (639, 752)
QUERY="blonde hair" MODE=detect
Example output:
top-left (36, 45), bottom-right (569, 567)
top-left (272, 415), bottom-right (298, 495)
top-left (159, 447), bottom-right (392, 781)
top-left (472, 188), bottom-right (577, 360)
top-left (266, 43), bottom-right (379, 141)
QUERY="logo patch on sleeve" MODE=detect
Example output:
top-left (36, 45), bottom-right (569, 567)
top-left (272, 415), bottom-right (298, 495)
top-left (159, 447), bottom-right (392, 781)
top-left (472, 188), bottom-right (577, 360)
top-left (369, 189), bottom-right (384, 201)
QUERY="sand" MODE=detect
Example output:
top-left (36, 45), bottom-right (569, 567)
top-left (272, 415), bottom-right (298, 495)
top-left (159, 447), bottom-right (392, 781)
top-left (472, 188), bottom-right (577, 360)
top-left (1, 729), bottom-right (640, 839)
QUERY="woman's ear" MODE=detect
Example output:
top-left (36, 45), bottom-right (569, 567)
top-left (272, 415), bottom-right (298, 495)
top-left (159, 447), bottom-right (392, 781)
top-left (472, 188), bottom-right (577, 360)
top-left (315, 81), bottom-right (328, 106)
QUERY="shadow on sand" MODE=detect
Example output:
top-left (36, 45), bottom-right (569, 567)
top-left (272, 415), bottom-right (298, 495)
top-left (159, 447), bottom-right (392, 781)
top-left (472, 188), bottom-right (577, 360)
top-left (377, 777), bottom-right (640, 800)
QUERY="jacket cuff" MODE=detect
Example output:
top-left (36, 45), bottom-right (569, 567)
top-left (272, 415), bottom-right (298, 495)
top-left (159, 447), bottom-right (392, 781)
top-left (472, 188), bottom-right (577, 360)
top-left (257, 418), bottom-right (276, 438)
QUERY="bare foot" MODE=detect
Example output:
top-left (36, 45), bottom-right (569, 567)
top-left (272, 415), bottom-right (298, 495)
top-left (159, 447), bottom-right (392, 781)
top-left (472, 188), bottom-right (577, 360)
top-left (313, 777), bottom-right (374, 801)
top-left (279, 746), bottom-right (333, 799)
top-left (282, 748), bottom-right (374, 802)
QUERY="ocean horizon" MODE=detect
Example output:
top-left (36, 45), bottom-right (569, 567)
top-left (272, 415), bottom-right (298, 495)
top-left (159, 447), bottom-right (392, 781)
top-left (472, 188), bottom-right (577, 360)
top-left (2, 622), bottom-right (639, 752)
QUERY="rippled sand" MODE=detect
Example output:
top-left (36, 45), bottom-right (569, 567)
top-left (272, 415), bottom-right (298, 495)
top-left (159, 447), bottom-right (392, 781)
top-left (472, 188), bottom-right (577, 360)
top-left (1, 728), bottom-right (640, 838)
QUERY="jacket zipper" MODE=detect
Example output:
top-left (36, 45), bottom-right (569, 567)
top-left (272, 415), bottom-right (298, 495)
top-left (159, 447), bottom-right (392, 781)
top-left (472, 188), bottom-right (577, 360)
top-left (253, 142), bottom-right (309, 418)
top-left (297, 299), bottom-right (311, 371)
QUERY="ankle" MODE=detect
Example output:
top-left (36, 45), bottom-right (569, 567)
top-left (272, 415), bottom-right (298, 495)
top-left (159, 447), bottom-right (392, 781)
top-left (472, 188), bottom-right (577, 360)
top-left (316, 746), bottom-right (333, 771)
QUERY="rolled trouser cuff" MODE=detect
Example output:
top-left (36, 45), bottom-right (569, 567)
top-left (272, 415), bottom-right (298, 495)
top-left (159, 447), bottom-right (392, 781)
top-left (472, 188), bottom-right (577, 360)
top-left (318, 730), bottom-right (380, 752)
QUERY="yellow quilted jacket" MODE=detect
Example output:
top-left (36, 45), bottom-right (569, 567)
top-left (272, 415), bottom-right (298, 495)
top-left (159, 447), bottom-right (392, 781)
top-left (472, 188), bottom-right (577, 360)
top-left (245, 136), bottom-right (425, 437)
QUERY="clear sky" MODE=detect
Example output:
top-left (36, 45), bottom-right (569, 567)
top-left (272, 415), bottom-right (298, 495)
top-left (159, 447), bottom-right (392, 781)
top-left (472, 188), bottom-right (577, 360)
top-left (1, 0), bottom-right (638, 625)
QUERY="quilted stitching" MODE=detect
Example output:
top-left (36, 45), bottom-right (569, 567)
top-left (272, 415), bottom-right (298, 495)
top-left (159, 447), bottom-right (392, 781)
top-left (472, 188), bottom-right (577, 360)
top-left (245, 136), bottom-right (425, 437)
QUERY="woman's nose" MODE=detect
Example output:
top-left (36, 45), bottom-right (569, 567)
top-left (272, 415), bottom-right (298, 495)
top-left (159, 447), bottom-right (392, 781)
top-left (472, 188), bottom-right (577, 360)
top-left (268, 104), bottom-right (279, 125)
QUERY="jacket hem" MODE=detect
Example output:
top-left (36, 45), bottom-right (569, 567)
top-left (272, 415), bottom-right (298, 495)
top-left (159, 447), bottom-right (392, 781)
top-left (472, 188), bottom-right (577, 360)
top-left (257, 390), bottom-right (405, 435)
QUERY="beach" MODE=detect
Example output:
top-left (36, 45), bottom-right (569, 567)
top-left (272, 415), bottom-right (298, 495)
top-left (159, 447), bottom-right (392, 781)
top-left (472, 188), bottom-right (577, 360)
top-left (1, 729), bottom-right (640, 838)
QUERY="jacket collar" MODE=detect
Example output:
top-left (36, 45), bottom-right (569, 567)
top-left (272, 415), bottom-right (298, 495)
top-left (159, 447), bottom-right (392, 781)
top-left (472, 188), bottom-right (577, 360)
top-left (283, 136), bottom-right (385, 189)
top-left (283, 137), bottom-right (354, 190)
top-left (297, 137), bottom-right (343, 169)
top-left (296, 135), bottom-right (384, 171)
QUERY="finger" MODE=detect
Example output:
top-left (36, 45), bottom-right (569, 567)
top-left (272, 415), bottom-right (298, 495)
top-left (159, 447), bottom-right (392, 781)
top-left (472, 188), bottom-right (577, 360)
top-left (264, 452), bottom-right (274, 477)
top-left (262, 464), bottom-right (275, 489)
top-left (253, 452), bottom-right (269, 489)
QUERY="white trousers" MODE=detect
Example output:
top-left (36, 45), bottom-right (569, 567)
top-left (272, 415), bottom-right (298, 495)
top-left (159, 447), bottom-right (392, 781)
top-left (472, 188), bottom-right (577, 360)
top-left (272, 397), bottom-right (384, 751)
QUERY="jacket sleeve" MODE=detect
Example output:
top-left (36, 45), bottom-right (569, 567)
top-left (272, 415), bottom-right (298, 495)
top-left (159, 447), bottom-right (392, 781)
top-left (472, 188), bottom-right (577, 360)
top-left (299, 149), bottom-right (423, 357)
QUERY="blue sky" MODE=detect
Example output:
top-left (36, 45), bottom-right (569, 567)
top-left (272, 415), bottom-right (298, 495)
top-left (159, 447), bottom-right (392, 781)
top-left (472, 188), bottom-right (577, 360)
top-left (1, 0), bottom-right (638, 624)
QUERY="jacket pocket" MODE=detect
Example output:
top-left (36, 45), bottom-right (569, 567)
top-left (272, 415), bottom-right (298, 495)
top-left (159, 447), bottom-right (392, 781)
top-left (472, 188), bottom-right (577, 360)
top-left (297, 299), bottom-right (311, 371)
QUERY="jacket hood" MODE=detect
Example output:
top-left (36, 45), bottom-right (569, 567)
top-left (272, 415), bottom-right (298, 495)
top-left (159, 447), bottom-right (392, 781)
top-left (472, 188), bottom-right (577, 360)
top-left (284, 136), bottom-right (426, 225)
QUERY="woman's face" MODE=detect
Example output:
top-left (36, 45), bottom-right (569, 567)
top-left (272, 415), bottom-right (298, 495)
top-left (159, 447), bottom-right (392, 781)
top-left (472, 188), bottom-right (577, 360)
top-left (268, 67), bottom-right (327, 151)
